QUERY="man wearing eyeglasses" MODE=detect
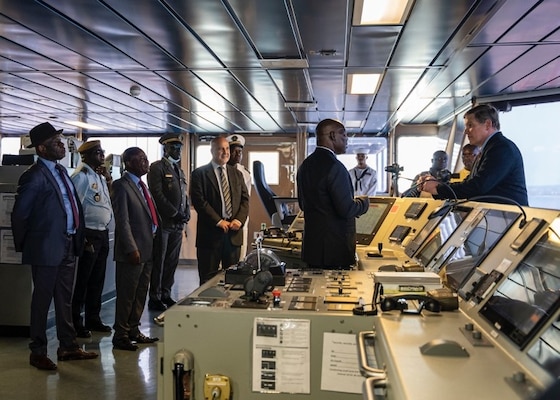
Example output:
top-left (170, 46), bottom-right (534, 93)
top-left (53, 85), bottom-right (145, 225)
top-left (71, 140), bottom-right (114, 337)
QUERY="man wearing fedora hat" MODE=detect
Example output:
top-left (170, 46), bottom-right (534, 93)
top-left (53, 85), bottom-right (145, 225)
top-left (147, 133), bottom-right (190, 311)
top-left (12, 122), bottom-right (98, 370)
top-left (348, 147), bottom-right (377, 197)
top-left (70, 140), bottom-right (114, 337)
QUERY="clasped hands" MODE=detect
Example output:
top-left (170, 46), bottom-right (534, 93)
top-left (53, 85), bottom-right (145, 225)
top-left (173, 212), bottom-right (189, 224)
top-left (217, 219), bottom-right (242, 233)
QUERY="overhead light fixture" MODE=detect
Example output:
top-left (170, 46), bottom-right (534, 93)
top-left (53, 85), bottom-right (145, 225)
top-left (353, 0), bottom-right (412, 25)
top-left (344, 120), bottom-right (364, 129)
top-left (64, 120), bottom-right (104, 130)
top-left (347, 73), bottom-right (382, 94)
top-left (285, 101), bottom-right (317, 108)
top-left (260, 59), bottom-right (309, 69)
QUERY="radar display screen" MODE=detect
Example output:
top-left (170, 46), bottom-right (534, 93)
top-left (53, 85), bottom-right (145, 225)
top-left (355, 197), bottom-right (395, 245)
top-left (480, 229), bottom-right (560, 349)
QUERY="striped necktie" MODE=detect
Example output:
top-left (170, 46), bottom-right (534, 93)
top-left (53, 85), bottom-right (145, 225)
top-left (219, 166), bottom-right (232, 218)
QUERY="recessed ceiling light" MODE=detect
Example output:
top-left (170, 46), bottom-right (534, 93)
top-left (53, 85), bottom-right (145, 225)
top-left (344, 120), bottom-right (363, 128)
top-left (347, 73), bottom-right (382, 94)
top-left (64, 120), bottom-right (104, 130)
top-left (260, 59), bottom-right (309, 69)
top-left (285, 101), bottom-right (317, 108)
top-left (353, 0), bottom-right (412, 25)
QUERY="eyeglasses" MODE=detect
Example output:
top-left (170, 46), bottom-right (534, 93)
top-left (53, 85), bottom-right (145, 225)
top-left (94, 149), bottom-right (105, 155)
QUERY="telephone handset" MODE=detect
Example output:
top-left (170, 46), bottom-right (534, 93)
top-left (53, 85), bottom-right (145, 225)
top-left (380, 294), bottom-right (442, 314)
top-left (173, 349), bottom-right (194, 400)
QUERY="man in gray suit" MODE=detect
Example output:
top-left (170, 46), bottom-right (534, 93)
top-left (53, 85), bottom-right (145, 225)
top-left (190, 136), bottom-right (250, 285)
top-left (12, 122), bottom-right (98, 370)
top-left (111, 147), bottom-right (159, 351)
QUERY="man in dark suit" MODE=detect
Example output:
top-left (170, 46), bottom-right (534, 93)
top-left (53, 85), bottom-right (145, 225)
top-left (190, 136), bottom-right (250, 285)
top-left (147, 133), bottom-right (190, 311)
top-left (422, 104), bottom-right (528, 205)
top-left (111, 147), bottom-right (159, 351)
top-left (296, 119), bottom-right (369, 269)
top-left (12, 122), bottom-right (98, 371)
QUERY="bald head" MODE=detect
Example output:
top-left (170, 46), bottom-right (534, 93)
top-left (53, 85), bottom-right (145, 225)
top-left (315, 119), bottom-right (347, 154)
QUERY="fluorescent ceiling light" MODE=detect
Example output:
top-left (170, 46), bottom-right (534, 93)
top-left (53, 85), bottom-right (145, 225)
top-left (353, 0), bottom-right (411, 25)
top-left (344, 120), bottom-right (363, 128)
top-left (260, 59), bottom-right (309, 69)
top-left (284, 101), bottom-right (317, 108)
top-left (347, 73), bottom-right (382, 94)
top-left (64, 120), bottom-right (104, 130)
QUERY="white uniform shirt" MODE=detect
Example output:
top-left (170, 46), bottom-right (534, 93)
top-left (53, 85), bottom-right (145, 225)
top-left (349, 166), bottom-right (377, 196)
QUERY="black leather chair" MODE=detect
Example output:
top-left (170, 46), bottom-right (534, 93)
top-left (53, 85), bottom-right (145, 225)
top-left (252, 160), bottom-right (298, 228)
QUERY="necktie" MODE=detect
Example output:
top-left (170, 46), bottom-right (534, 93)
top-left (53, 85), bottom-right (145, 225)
top-left (55, 164), bottom-right (80, 229)
top-left (219, 166), bottom-right (232, 218)
top-left (139, 180), bottom-right (159, 227)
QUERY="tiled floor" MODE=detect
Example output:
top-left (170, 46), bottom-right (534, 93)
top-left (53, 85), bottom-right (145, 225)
top-left (0, 264), bottom-right (199, 400)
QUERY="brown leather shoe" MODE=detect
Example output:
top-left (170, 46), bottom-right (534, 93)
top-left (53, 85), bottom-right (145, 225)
top-left (129, 332), bottom-right (159, 344)
top-left (30, 354), bottom-right (57, 370)
top-left (57, 347), bottom-right (98, 361)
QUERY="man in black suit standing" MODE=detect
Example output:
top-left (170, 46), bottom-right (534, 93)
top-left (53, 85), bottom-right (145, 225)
top-left (111, 147), bottom-right (159, 351)
top-left (421, 104), bottom-right (528, 205)
top-left (296, 119), bottom-right (369, 269)
top-left (190, 136), bottom-right (250, 285)
top-left (147, 133), bottom-right (190, 311)
top-left (12, 122), bottom-right (98, 370)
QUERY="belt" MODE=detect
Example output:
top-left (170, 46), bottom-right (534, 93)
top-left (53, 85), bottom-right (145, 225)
top-left (64, 233), bottom-right (75, 238)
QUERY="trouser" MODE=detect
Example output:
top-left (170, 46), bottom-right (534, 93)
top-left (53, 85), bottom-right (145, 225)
top-left (150, 225), bottom-right (183, 301)
top-left (196, 234), bottom-right (240, 285)
top-left (72, 228), bottom-right (109, 328)
top-left (30, 235), bottom-right (78, 355)
top-left (113, 260), bottom-right (152, 340)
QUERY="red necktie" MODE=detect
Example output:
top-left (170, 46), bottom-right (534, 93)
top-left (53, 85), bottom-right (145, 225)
top-left (139, 180), bottom-right (159, 227)
top-left (55, 164), bottom-right (80, 230)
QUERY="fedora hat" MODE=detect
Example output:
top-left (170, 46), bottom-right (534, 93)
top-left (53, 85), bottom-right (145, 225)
top-left (27, 122), bottom-right (63, 148)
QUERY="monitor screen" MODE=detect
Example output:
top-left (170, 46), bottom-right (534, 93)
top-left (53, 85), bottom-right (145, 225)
top-left (355, 197), bottom-right (395, 245)
top-left (414, 205), bottom-right (472, 267)
top-left (480, 230), bottom-right (560, 349)
top-left (444, 209), bottom-right (520, 292)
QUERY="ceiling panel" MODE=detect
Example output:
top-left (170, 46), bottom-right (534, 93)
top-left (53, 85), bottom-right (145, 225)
top-left (0, 0), bottom-right (558, 137)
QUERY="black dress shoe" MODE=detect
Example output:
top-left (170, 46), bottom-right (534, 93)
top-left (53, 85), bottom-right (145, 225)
top-left (129, 332), bottom-right (159, 344)
top-left (148, 299), bottom-right (167, 311)
top-left (57, 348), bottom-right (98, 361)
top-left (85, 322), bottom-right (112, 332)
top-left (76, 328), bottom-right (92, 338)
top-left (30, 354), bottom-right (57, 370)
top-left (161, 297), bottom-right (176, 307)
top-left (113, 338), bottom-right (138, 351)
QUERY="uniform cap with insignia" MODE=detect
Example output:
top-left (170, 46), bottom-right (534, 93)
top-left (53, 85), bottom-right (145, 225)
top-left (226, 134), bottom-right (245, 148)
top-left (77, 140), bottom-right (101, 154)
top-left (159, 133), bottom-right (183, 145)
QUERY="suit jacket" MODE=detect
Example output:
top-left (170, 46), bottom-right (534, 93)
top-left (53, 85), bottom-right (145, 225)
top-left (437, 132), bottom-right (528, 205)
top-left (12, 159), bottom-right (85, 266)
top-left (297, 148), bottom-right (369, 267)
top-left (147, 158), bottom-right (190, 228)
top-left (190, 162), bottom-right (249, 248)
top-left (111, 172), bottom-right (157, 263)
